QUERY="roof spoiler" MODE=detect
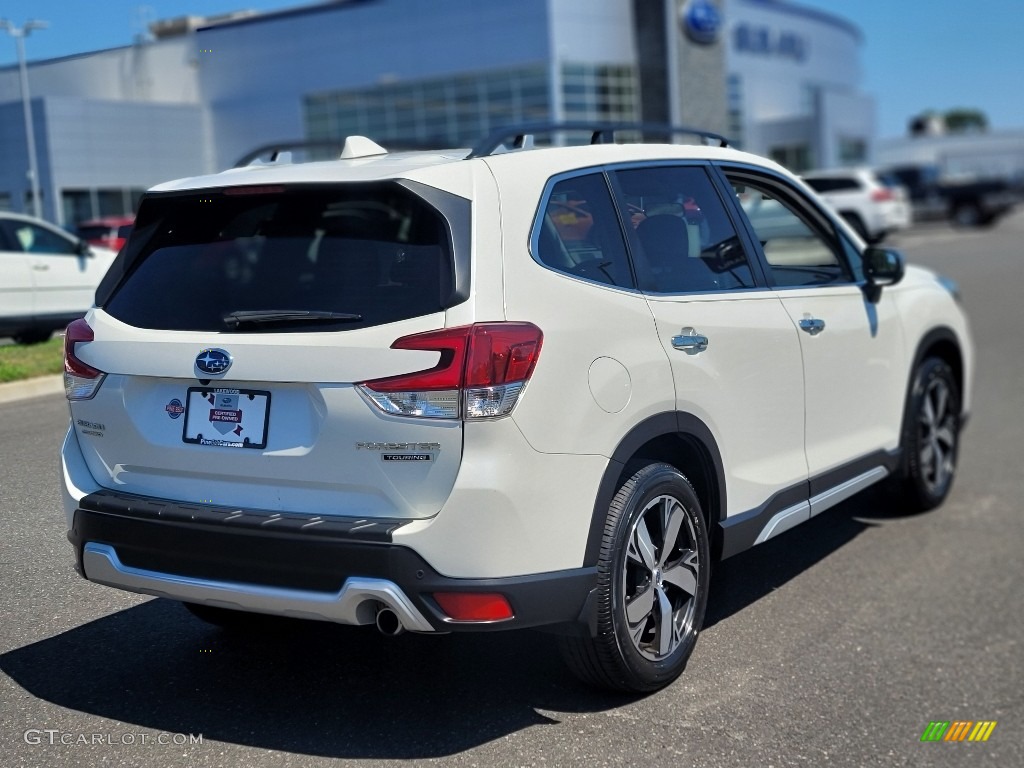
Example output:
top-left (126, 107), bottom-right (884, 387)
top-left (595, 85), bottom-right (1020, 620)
top-left (232, 137), bottom-right (445, 167)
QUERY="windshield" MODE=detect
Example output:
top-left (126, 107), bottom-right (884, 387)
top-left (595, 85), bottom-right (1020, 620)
top-left (104, 183), bottom-right (458, 332)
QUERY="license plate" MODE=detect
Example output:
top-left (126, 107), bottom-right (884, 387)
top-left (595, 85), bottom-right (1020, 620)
top-left (182, 387), bottom-right (270, 449)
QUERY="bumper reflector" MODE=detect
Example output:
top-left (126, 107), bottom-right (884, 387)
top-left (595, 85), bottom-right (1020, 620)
top-left (433, 592), bottom-right (514, 622)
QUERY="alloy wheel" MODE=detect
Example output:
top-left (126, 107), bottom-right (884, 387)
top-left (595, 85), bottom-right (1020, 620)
top-left (918, 376), bottom-right (957, 495)
top-left (622, 494), bottom-right (701, 661)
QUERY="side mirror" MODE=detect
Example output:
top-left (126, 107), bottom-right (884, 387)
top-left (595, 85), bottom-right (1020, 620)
top-left (862, 247), bottom-right (905, 303)
top-left (76, 239), bottom-right (93, 257)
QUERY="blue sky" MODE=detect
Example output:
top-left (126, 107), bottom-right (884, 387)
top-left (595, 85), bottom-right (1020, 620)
top-left (0, 0), bottom-right (1021, 139)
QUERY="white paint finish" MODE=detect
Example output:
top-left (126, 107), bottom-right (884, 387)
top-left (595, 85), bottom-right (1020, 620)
top-left (589, 357), bottom-right (632, 414)
top-left (393, 417), bottom-right (607, 578)
top-left (777, 286), bottom-right (908, 476)
top-left (0, 213), bottom-right (116, 322)
top-left (80, 309), bottom-right (445, 383)
top-left (646, 291), bottom-right (809, 517)
top-left (58, 140), bottom-right (975, 589)
top-left (887, 266), bottom-right (975, 419)
top-left (72, 372), bottom-right (463, 518)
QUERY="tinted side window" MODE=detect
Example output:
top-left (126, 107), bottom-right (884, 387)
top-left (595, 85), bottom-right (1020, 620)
top-left (612, 165), bottom-right (755, 293)
top-left (805, 177), bottom-right (859, 193)
top-left (535, 173), bottom-right (635, 288)
top-left (728, 175), bottom-right (853, 288)
top-left (2, 222), bottom-right (77, 255)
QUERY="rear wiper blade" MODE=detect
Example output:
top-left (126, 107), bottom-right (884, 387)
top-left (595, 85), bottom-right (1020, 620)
top-left (222, 310), bottom-right (363, 328)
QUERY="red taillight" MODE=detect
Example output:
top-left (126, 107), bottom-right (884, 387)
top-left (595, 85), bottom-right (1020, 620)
top-left (871, 188), bottom-right (894, 202)
top-left (465, 324), bottom-right (542, 387)
top-left (359, 323), bottom-right (543, 419)
top-left (433, 592), bottom-right (514, 622)
top-left (364, 326), bottom-right (473, 393)
top-left (64, 319), bottom-right (106, 400)
top-left (64, 319), bottom-right (101, 378)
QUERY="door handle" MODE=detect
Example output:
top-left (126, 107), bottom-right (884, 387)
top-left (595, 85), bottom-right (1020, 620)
top-left (672, 327), bottom-right (709, 352)
top-left (32, 264), bottom-right (50, 271)
top-left (799, 318), bottom-right (826, 335)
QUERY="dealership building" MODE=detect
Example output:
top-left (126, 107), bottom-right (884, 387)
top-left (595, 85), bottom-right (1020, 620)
top-left (0, 0), bottom-right (872, 226)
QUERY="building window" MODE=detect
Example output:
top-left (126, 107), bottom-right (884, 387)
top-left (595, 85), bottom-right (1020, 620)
top-left (800, 83), bottom-right (818, 116)
top-left (769, 144), bottom-right (812, 173)
top-left (61, 187), bottom-right (143, 227)
top-left (559, 63), bottom-right (638, 124)
top-left (727, 74), bottom-right (744, 147)
top-left (838, 137), bottom-right (867, 165)
top-left (304, 62), bottom-right (637, 150)
top-left (304, 65), bottom-right (553, 149)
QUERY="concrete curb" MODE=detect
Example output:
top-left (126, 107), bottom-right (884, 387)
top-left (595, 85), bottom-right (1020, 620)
top-left (0, 374), bottom-right (65, 405)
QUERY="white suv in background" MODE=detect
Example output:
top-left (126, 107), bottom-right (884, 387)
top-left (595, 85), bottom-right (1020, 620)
top-left (60, 125), bottom-right (972, 693)
top-left (0, 212), bottom-right (117, 344)
top-left (802, 167), bottom-right (911, 243)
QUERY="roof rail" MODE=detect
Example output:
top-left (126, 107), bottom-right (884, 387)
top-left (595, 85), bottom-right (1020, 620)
top-left (466, 122), bottom-right (730, 159)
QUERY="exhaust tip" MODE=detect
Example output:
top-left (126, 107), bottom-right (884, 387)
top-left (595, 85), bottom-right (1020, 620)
top-left (375, 606), bottom-right (404, 636)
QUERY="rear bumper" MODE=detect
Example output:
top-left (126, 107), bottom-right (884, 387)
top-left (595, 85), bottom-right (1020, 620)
top-left (68, 492), bottom-right (597, 633)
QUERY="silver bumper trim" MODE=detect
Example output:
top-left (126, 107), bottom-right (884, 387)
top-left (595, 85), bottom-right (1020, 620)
top-left (82, 542), bottom-right (435, 632)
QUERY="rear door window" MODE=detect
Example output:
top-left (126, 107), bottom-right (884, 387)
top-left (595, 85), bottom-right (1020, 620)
top-left (611, 165), bottom-right (757, 293)
top-left (104, 184), bottom-right (462, 332)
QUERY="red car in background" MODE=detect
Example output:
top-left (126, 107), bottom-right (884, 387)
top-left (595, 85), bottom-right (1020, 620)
top-left (76, 215), bottom-right (134, 252)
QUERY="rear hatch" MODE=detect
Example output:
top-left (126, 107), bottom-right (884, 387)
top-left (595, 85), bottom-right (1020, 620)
top-left (68, 180), bottom-right (470, 519)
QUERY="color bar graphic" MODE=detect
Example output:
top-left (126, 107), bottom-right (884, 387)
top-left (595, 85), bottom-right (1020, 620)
top-left (921, 720), bottom-right (996, 742)
top-left (968, 721), bottom-right (997, 742)
top-left (921, 721), bottom-right (950, 742)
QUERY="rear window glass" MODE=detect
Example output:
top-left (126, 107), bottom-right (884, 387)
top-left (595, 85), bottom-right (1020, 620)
top-left (77, 226), bottom-right (113, 241)
top-left (104, 184), bottom-right (456, 332)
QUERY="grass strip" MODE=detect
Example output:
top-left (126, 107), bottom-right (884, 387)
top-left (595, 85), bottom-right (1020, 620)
top-left (0, 337), bottom-right (64, 383)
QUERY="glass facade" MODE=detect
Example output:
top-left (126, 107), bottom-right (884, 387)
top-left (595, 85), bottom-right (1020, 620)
top-left (304, 62), bottom-right (637, 149)
top-left (727, 74), bottom-right (744, 147)
top-left (61, 188), bottom-right (146, 227)
top-left (559, 63), bottom-right (637, 123)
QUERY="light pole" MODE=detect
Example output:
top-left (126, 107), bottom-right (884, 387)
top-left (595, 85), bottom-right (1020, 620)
top-left (1, 19), bottom-right (48, 220)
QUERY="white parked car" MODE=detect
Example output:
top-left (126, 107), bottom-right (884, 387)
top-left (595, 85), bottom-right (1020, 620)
top-left (0, 212), bottom-right (117, 344)
top-left (60, 125), bottom-right (972, 693)
top-left (802, 167), bottom-right (911, 243)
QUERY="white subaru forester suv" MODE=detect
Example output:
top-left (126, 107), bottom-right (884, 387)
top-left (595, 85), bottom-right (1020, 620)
top-left (61, 125), bottom-right (972, 693)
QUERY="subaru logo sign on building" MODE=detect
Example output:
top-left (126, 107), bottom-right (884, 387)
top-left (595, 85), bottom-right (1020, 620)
top-left (195, 348), bottom-right (232, 376)
top-left (681, 0), bottom-right (721, 45)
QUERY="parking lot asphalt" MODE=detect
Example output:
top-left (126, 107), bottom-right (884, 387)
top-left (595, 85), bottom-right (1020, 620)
top-left (1, 212), bottom-right (1022, 767)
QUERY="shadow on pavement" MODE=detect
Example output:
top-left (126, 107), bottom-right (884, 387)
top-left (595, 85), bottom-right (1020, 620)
top-left (0, 599), bottom-right (633, 759)
top-left (705, 484), bottom-right (906, 628)
top-left (2, 486), bottom-right (916, 759)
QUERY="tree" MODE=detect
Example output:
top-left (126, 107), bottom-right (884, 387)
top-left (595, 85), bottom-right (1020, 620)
top-left (943, 108), bottom-right (988, 133)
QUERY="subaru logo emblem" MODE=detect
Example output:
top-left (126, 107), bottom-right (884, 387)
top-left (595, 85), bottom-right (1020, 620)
top-left (195, 348), bottom-right (232, 376)
top-left (681, 0), bottom-right (721, 46)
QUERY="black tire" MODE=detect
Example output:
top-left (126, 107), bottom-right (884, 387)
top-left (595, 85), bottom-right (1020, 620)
top-left (951, 203), bottom-right (983, 228)
top-left (560, 463), bottom-right (710, 693)
top-left (12, 328), bottom-right (52, 345)
top-left (181, 602), bottom-right (270, 629)
top-left (899, 358), bottom-right (961, 511)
